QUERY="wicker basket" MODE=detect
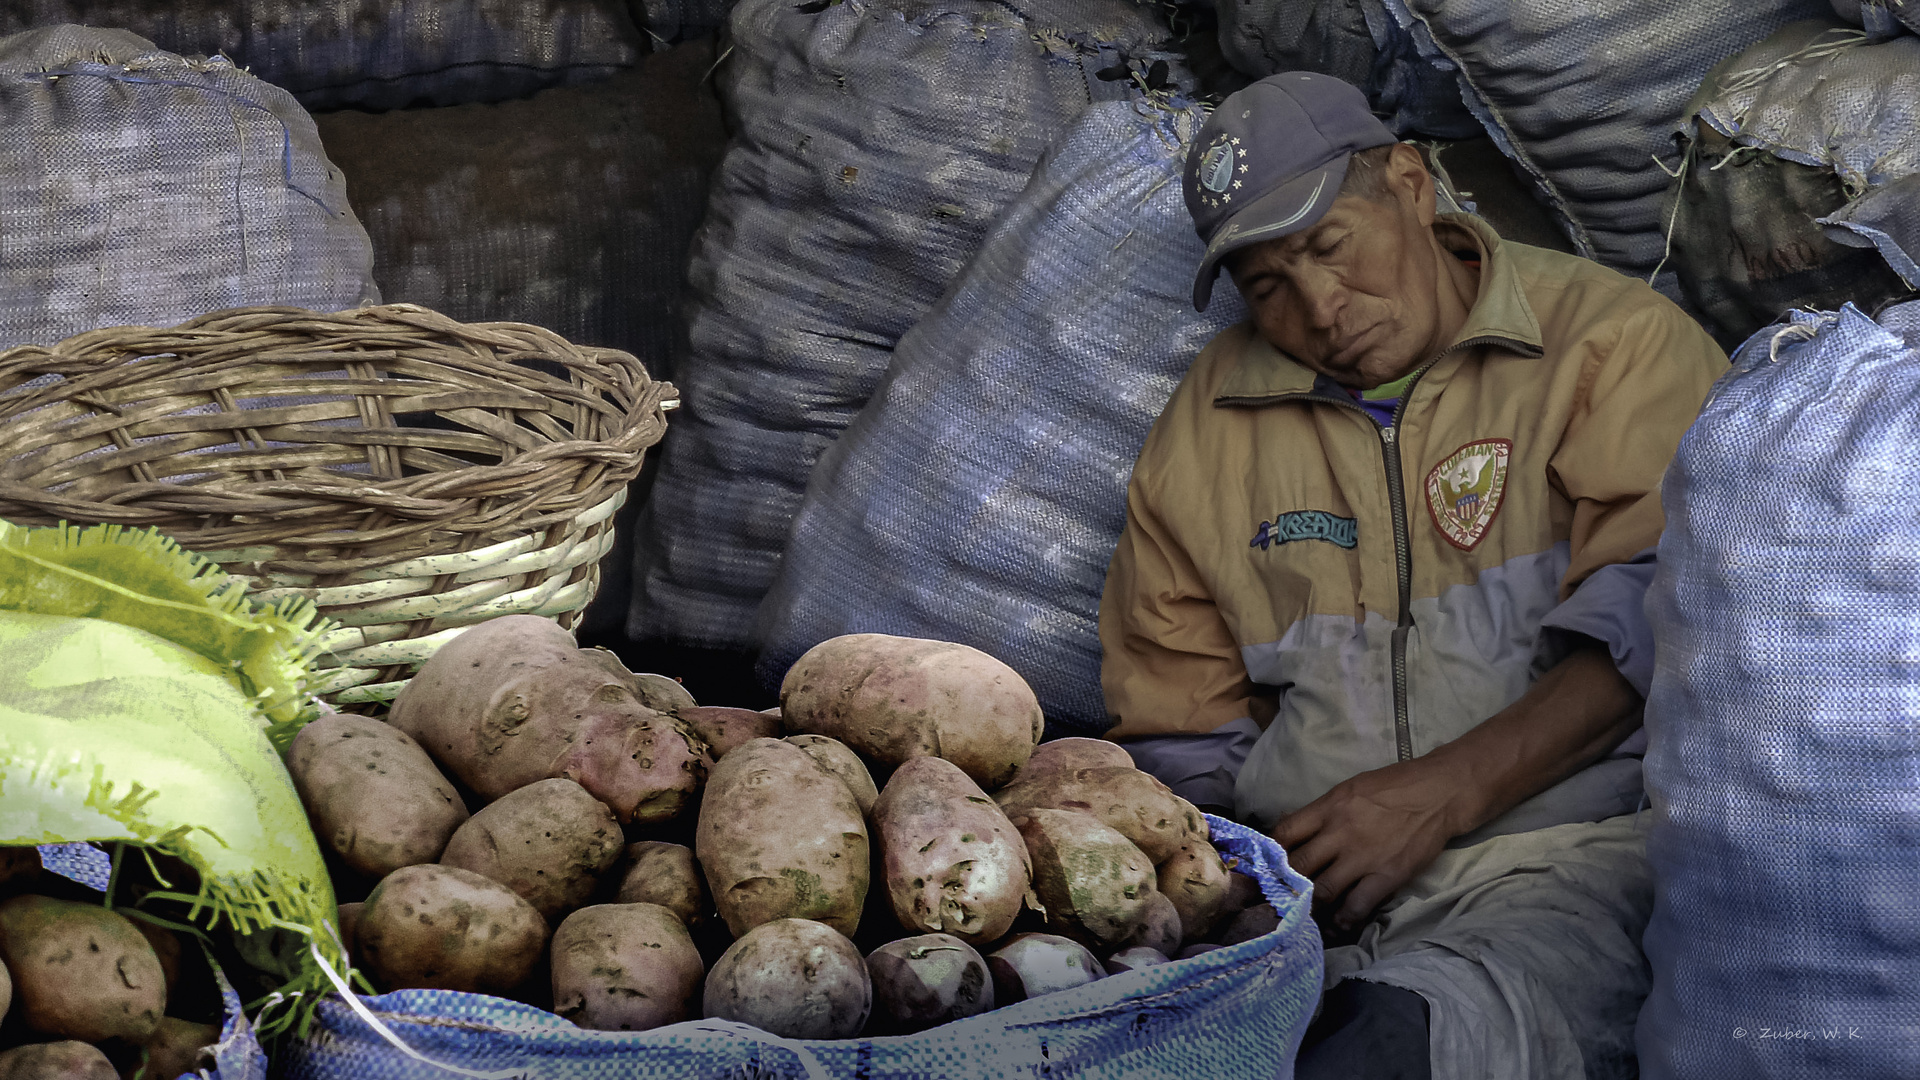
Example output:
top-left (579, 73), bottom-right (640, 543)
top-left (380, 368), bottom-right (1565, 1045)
top-left (0, 304), bottom-right (677, 707)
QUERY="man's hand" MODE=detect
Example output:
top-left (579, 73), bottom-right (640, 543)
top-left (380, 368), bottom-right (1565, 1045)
top-left (1273, 756), bottom-right (1465, 933)
top-left (1274, 642), bottom-right (1644, 932)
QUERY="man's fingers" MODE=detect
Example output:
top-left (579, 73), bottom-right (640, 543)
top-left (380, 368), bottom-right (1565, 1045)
top-left (1282, 829), bottom-right (1340, 882)
top-left (1310, 855), bottom-right (1366, 917)
top-left (1333, 872), bottom-right (1402, 931)
top-left (1271, 806), bottom-right (1324, 851)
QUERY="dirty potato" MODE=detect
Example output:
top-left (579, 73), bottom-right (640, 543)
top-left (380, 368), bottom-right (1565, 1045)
top-left (288, 713), bottom-right (470, 878)
top-left (0, 896), bottom-right (163, 1042)
top-left (439, 778), bottom-right (622, 922)
top-left (356, 864), bottom-right (548, 995)
top-left (695, 739), bottom-right (868, 938)
top-left (551, 904), bottom-right (703, 1032)
top-left (780, 634), bottom-right (1041, 789)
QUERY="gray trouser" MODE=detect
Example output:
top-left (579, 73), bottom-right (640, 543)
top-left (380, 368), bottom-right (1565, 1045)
top-left (1317, 814), bottom-right (1656, 1080)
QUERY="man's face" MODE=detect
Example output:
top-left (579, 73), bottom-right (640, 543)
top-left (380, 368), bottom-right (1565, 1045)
top-left (1225, 148), bottom-right (1460, 390)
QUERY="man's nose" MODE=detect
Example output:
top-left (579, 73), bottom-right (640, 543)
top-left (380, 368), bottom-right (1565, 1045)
top-left (1296, 270), bottom-right (1346, 331)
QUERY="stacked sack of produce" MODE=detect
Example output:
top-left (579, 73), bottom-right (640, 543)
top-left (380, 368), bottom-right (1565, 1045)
top-left (282, 621), bottom-right (1319, 1078)
top-left (1830, 0), bottom-right (1920, 37)
top-left (628, 0), bottom-right (1194, 652)
top-left (751, 99), bottom-right (1243, 737)
top-left (1215, 0), bottom-right (1832, 290)
top-left (1667, 18), bottom-right (1920, 346)
top-left (1638, 300), bottom-right (1920, 1078)
top-left (0, 0), bottom-right (648, 110)
top-left (312, 39), bottom-right (726, 389)
top-left (0, 25), bottom-right (378, 350)
top-left (1216, 0), bottom-right (1481, 138)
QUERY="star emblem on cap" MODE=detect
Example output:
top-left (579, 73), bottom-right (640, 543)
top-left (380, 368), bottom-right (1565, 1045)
top-left (1232, 180), bottom-right (1242, 189)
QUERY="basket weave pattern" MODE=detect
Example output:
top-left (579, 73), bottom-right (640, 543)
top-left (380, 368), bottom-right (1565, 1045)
top-left (0, 304), bottom-right (675, 705)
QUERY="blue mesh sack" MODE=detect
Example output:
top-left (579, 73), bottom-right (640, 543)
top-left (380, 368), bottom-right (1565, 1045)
top-left (749, 98), bottom-right (1244, 736)
top-left (0, 24), bottom-right (379, 351)
top-left (1637, 299), bottom-right (1920, 1078)
top-left (0, 1), bottom-right (645, 111)
top-left (626, 0), bottom-right (1192, 651)
top-left (283, 817), bottom-right (1320, 1080)
top-left (1370, 0), bottom-right (1831, 284)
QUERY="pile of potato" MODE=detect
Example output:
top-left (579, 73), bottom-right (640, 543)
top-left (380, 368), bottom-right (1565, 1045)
top-left (297, 618), bottom-right (1279, 1040)
top-left (0, 850), bottom-right (226, 1080)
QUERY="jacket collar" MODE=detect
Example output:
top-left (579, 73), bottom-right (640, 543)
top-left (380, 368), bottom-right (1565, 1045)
top-left (1213, 214), bottom-right (1546, 405)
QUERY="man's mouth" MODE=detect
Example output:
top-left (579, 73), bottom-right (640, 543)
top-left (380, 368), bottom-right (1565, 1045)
top-left (1327, 324), bottom-right (1380, 369)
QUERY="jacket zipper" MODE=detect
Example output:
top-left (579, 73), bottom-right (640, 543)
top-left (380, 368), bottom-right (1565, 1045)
top-left (1252, 336), bottom-right (1513, 764)
top-left (1274, 390), bottom-right (1416, 761)
top-left (1381, 396), bottom-right (1417, 763)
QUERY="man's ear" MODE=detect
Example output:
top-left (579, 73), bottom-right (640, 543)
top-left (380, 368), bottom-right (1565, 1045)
top-left (1385, 142), bottom-right (1437, 227)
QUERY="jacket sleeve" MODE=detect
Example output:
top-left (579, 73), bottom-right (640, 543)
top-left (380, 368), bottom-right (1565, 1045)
top-left (1543, 297), bottom-right (1727, 688)
top-left (1099, 454), bottom-right (1263, 742)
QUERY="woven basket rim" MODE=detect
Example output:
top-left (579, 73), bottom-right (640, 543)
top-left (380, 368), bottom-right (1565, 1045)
top-left (0, 304), bottom-right (676, 575)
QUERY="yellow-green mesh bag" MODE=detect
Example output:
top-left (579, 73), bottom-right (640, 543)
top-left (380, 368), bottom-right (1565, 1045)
top-left (0, 520), bottom-right (345, 1036)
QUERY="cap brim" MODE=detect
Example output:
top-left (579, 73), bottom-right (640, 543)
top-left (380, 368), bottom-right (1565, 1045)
top-left (1192, 155), bottom-right (1352, 311)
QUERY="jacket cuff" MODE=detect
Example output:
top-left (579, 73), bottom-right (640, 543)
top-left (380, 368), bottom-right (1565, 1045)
top-left (1116, 716), bottom-right (1262, 812)
top-left (1540, 547), bottom-right (1658, 700)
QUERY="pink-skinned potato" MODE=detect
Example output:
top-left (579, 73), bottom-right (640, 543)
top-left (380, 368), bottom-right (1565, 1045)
top-left (0, 1041), bottom-right (115, 1080)
top-left (613, 843), bottom-right (707, 928)
top-left (685, 707), bottom-right (783, 760)
top-left (872, 757), bottom-right (1032, 945)
top-left (130, 1017), bottom-right (220, 1080)
top-left (336, 902), bottom-right (364, 955)
top-left (1012, 738), bottom-right (1133, 785)
top-left (0, 848), bottom-right (37, 891)
top-left (787, 735), bottom-right (878, 816)
top-left (1128, 890), bottom-right (1183, 956)
top-left (703, 918), bottom-right (870, 1039)
top-left (1217, 903), bottom-right (1279, 946)
top-left (986, 934), bottom-right (1102, 1004)
top-left (1013, 809), bottom-right (1156, 951)
top-left (388, 616), bottom-right (711, 824)
top-left (865, 933), bottom-right (994, 1033)
top-left (995, 766), bottom-right (1204, 864)
top-left (288, 713), bottom-right (470, 878)
top-left (357, 864), bottom-right (548, 995)
top-left (1104, 946), bottom-right (1170, 975)
top-left (128, 919), bottom-right (180, 1002)
top-left (696, 739), bottom-right (869, 937)
top-left (1220, 871), bottom-right (1263, 919)
top-left (1158, 840), bottom-right (1232, 943)
top-left (578, 648), bottom-right (700, 716)
top-left (0, 951), bottom-right (9, 1026)
top-left (0, 896), bottom-right (163, 1042)
top-left (439, 778), bottom-right (623, 922)
top-left (780, 634), bottom-right (1042, 789)
top-left (551, 904), bottom-right (704, 1032)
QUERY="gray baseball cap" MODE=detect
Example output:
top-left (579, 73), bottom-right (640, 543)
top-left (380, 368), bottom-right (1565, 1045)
top-left (1185, 72), bottom-right (1396, 311)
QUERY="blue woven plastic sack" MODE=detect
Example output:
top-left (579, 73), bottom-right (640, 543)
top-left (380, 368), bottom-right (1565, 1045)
top-left (1374, 0), bottom-right (1831, 282)
top-left (1638, 299), bottom-right (1920, 1079)
top-left (284, 817), bottom-right (1319, 1080)
top-left (751, 99), bottom-right (1245, 737)
top-left (626, 0), bottom-right (1190, 651)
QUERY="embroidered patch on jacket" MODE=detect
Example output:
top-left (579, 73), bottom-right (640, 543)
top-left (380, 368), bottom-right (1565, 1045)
top-left (1426, 438), bottom-right (1512, 550)
top-left (1250, 510), bottom-right (1358, 551)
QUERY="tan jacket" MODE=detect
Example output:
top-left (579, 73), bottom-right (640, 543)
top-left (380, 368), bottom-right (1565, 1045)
top-left (1100, 215), bottom-right (1727, 831)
